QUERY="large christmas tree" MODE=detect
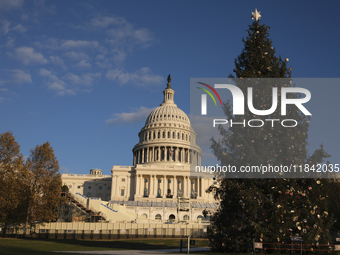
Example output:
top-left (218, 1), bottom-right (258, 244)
top-left (207, 9), bottom-right (332, 252)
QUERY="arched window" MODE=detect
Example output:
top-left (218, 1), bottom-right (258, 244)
top-left (168, 131), bottom-right (170, 138)
top-left (169, 214), bottom-right (175, 220)
top-left (177, 133), bottom-right (179, 139)
top-left (197, 215), bottom-right (203, 220)
top-left (173, 132), bottom-right (175, 138)
top-left (141, 213), bottom-right (148, 219)
top-left (163, 131), bottom-right (165, 138)
top-left (183, 215), bottom-right (190, 221)
top-left (182, 134), bottom-right (184, 140)
top-left (155, 214), bottom-right (162, 220)
top-left (186, 134), bottom-right (188, 141)
top-left (158, 131), bottom-right (160, 138)
top-left (153, 131), bottom-right (156, 139)
top-left (157, 188), bottom-right (161, 197)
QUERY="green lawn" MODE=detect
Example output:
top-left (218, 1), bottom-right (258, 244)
top-left (0, 237), bottom-right (209, 255)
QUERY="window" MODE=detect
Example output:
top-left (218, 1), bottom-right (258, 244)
top-left (158, 179), bottom-right (161, 183)
top-left (108, 186), bottom-right (111, 190)
top-left (158, 131), bottom-right (160, 138)
top-left (68, 185), bottom-right (72, 188)
top-left (144, 188), bottom-right (148, 197)
top-left (183, 215), bottom-right (189, 220)
top-left (77, 186), bottom-right (81, 189)
top-left (145, 178), bottom-right (148, 182)
top-left (191, 190), bottom-right (195, 199)
top-left (191, 180), bottom-right (194, 184)
top-left (122, 178), bottom-right (125, 182)
top-left (157, 188), bottom-right (161, 197)
top-left (163, 131), bottom-right (165, 138)
top-left (141, 213), bottom-right (148, 219)
top-left (121, 189), bottom-right (125, 196)
top-left (155, 214), bottom-right (162, 220)
top-left (168, 180), bottom-right (171, 183)
top-left (87, 192), bottom-right (92, 197)
top-left (168, 131), bottom-right (170, 138)
top-left (177, 133), bottom-right (179, 139)
top-left (99, 186), bottom-right (102, 190)
top-left (178, 180), bottom-right (181, 184)
top-left (88, 186), bottom-right (91, 189)
top-left (172, 132), bottom-right (175, 138)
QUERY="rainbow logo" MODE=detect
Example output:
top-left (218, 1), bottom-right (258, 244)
top-left (197, 82), bottom-right (222, 115)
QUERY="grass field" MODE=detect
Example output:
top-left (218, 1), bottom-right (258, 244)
top-left (0, 237), bottom-right (209, 255)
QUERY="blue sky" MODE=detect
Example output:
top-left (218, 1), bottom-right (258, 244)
top-left (1, 0), bottom-right (339, 175)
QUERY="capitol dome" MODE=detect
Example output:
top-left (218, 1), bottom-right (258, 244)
top-left (132, 75), bottom-right (201, 167)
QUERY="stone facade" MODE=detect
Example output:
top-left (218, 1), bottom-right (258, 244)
top-left (62, 75), bottom-right (218, 222)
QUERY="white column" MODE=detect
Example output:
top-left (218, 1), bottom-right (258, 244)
top-left (142, 149), bottom-right (145, 163)
top-left (183, 176), bottom-right (187, 198)
top-left (140, 174), bottom-right (143, 196)
top-left (115, 175), bottom-right (119, 199)
top-left (135, 175), bottom-right (139, 197)
top-left (173, 176), bottom-right (177, 198)
top-left (126, 175), bottom-right (130, 199)
top-left (111, 175), bottom-right (117, 198)
top-left (187, 177), bottom-right (190, 198)
top-left (163, 175), bottom-right (166, 197)
top-left (150, 175), bottom-right (154, 197)
top-left (154, 176), bottom-right (158, 197)
top-left (152, 147), bottom-right (154, 162)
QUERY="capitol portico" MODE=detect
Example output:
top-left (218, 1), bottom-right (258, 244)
top-left (62, 75), bottom-right (218, 222)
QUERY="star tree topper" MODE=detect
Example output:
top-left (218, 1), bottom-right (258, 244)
top-left (252, 8), bottom-right (261, 21)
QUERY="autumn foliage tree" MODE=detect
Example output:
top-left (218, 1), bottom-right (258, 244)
top-left (25, 142), bottom-right (62, 223)
top-left (0, 131), bottom-right (62, 225)
top-left (0, 131), bottom-right (29, 223)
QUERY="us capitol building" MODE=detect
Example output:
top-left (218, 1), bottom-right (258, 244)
top-left (62, 75), bottom-right (218, 223)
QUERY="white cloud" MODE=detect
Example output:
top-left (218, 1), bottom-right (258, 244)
top-left (76, 59), bottom-right (91, 68)
top-left (63, 72), bottom-right (101, 86)
top-left (39, 68), bottom-right (74, 96)
top-left (5, 37), bottom-right (15, 47)
top-left (0, 19), bottom-right (10, 34)
top-left (64, 51), bottom-right (89, 60)
top-left (12, 24), bottom-right (27, 33)
top-left (0, 0), bottom-right (24, 11)
top-left (106, 106), bottom-right (156, 125)
top-left (49, 56), bottom-right (66, 68)
top-left (106, 24), bottom-right (154, 47)
top-left (90, 16), bottom-right (125, 28)
top-left (12, 69), bottom-right (32, 84)
top-left (60, 40), bottom-right (99, 49)
top-left (15, 46), bottom-right (48, 65)
top-left (106, 67), bottom-right (163, 87)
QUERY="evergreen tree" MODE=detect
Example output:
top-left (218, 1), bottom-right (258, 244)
top-left (208, 11), bottom-right (332, 252)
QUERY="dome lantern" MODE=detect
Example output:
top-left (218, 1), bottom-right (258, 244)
top-left (161, 74), bottom-right (175, 106)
